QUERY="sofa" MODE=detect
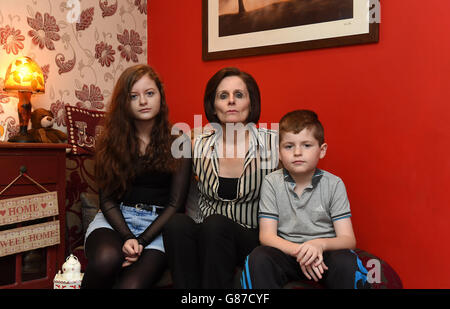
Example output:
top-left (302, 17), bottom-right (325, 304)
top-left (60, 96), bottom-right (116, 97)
top-left (64, 106), bottom-right (402, 289)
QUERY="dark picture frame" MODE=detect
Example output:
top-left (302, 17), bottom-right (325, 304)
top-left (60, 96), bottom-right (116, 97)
top-left (203, 0), bottom-right (380, 61)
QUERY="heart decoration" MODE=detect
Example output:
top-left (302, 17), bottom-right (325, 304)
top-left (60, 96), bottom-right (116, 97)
top-left (0, 210), bottom-right (5, 216)
top-left (41, 203), bottom-right (47, 209)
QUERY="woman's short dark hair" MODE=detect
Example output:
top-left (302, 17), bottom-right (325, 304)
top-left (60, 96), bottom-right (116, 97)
top-left (203, 67), bottom-right (261, 124)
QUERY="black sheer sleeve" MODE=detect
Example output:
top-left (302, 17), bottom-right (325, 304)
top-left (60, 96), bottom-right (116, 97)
top-left (99, 190), bottom-right (135, 242)
top-left (136, 156), bottom-right (192, 247)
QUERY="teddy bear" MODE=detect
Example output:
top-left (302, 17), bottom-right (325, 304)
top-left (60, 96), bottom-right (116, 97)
top-left (28, 108), bottom-right (68, 143)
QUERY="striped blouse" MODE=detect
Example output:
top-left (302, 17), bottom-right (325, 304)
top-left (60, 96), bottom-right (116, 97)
top-left (193, 125), bottom-right (279, 229)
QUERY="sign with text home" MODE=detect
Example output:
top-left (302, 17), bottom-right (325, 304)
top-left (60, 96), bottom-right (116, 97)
top-left (0, 191), bottom-right (58, 226)
top-left (0, 191), bottom-right (60, 257)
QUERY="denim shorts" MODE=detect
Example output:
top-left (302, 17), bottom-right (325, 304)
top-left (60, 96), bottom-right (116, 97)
top-left (85, 204), bottom-right (165, 252)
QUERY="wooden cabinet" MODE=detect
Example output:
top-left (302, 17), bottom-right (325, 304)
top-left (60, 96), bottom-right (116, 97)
top-left (0, 142), bottom-right (67, 289)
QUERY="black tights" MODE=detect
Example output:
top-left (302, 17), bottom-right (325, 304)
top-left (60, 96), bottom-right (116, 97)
top-left (81, 228), bottom-right (167, 289)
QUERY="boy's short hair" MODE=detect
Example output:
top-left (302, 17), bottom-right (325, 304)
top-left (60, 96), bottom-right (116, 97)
top-left (279, 110), bottom-right (325, 145)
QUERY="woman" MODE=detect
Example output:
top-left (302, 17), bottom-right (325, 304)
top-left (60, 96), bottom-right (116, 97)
top-left (81, 65), bottom-right (191, 289)
top-left (163, 67), bottom-right (278, 288)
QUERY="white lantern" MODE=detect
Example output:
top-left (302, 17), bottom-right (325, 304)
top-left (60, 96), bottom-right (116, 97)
top-left (53, 254), bottom-right (84, 289)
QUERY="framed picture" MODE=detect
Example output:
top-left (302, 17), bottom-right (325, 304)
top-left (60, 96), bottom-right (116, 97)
top-left (202, 0), bottom-right (380, 60)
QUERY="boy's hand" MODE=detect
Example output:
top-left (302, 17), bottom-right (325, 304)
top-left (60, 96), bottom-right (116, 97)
top-left (122, 239), bottom-right (143, 267)
top-left (300, 260), bottom-right (328, 282)
top-left (295, 239), bottom-right (325, 267)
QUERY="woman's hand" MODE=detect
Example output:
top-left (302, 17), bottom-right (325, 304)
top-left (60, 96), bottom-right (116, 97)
top-left (122, 238), bottom-right (143, 267)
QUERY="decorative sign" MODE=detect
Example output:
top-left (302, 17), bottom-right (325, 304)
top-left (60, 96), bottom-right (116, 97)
top-left (0, 192), bottom-right (59, 226)
top-left (0, 220), bottom-right (60, 257)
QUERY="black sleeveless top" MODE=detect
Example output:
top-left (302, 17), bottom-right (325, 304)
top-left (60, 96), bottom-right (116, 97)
top-left (121, 169), bottom-right (172, 206)
top-left (218, 176), bottom-right (239, 200)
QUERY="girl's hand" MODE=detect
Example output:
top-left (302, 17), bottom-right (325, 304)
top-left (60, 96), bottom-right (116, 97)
top-left (122, 239), bottom-right (143, 267)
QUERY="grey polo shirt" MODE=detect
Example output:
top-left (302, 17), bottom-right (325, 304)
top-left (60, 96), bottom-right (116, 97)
top-left (258, 168), bottom-right (351, 244)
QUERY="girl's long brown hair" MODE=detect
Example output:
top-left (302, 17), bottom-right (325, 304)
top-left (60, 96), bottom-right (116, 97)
top-left (95, 64), bottom-right (176, 199)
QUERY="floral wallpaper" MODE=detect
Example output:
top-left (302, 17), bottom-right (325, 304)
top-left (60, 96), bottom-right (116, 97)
top-left (0, 0), bottom-right (148, 141)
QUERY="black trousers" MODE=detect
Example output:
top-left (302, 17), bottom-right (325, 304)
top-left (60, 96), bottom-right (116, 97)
top-left (162, 213), bottom-right (259, 289)
top-left (242, 245), bottom-right (371, 289)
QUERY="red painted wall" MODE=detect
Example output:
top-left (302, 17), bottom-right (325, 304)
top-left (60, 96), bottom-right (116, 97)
top-left (148, 1), bottom-right (450, 288)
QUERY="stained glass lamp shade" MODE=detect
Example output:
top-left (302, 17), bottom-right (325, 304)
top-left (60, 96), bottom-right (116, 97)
top-left (3, 56), bottom-right (45, 142)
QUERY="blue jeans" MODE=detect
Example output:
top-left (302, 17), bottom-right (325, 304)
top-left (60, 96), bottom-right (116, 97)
top-left (85, 204), bottom-right (165, 252)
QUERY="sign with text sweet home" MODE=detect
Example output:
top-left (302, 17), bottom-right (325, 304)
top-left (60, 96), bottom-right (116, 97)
top-left (0, 220), bottom-right (60, 257)
top-left (0, 192), bottom-right (60, 257)
top-left (0, 192), bottom-right (58, 226)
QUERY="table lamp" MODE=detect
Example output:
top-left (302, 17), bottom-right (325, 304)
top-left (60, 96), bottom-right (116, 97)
top-left (3, 56), bottom-right (45, 142)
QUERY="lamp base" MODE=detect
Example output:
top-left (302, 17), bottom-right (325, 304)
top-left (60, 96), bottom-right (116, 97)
top-left (7, 92), bottom-right (34, 142)
top-left (8, 131), bottom-right (35, 143)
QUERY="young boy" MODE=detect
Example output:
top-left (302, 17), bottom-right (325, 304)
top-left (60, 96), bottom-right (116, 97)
top-left (241, 110), bottom-right (370, 289)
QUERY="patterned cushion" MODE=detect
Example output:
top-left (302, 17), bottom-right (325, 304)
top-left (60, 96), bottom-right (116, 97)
top-left (65, 106), bottom-right (105, 155)
top-left (65, 154), bottom-right (97, 251)
top-left (353, 248), bottom-right (402, 289)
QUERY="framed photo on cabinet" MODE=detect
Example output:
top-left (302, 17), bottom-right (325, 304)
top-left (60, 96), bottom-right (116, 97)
top-left (202, 0), bottom-right (380, 60)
